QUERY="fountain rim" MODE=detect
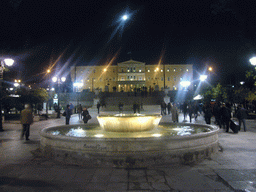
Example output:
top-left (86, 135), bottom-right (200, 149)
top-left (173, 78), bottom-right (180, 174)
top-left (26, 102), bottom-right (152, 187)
top-left (97, 113), bottom-right (162, 117)
top-left (40, 123), bottom-right (219, 141)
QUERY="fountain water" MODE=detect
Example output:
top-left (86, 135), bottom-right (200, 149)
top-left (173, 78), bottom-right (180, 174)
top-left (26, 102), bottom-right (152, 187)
top-left (40, 114), bottom-right (219, 167)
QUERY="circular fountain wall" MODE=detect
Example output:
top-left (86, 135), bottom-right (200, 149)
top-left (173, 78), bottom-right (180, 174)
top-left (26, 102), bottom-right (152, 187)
top-left (40, 114), bottom-right (219, 167)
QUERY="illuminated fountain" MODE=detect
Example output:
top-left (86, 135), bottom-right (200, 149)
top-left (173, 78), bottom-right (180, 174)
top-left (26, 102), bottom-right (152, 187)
top-left (40, 114), bottom-right (219, 167)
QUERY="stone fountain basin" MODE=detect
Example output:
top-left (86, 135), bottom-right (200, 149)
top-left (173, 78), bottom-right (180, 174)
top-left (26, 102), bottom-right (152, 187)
top-left (40, 123), bottom-right (219, 167)
top-left (97, 114), bottom-right (162, 132)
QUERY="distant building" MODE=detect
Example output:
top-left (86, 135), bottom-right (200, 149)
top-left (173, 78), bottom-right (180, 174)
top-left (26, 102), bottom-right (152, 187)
top-left (70, 60), bottom-right (193, 92)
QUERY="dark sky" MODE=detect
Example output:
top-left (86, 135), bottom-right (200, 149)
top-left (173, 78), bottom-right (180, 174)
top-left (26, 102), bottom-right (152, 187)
top-left (1, 0), bottom-right (256, 85)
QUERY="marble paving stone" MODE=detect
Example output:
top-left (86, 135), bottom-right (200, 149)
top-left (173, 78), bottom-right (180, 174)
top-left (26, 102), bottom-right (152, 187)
top-left (112, 168), bottom-right (128, 176)
top-left (106, 182), bottom-right (128, 191)
top-left (84, 182), bottom-right (108, 190)
top-left (215, 169), bottom-right (256, 181)
top-left (128, 182), bottom-right (153, 190)
top-left (110, 174), bottom-right (128, 182)
top-left (71, 169), bottom-right (95, 182)
top-left (94, 168), bottom-right (112, 176)
top-left (150, 182), bottom-right (171, 190)
top-left (50, 168), bottom-right (78, 182)
top-left (228, 181), bottom-right (256, 191)
top-left (128, 175), bottom-right (147, 182)
top-left (91, 174), bottom-right (111, 182)
top-left (129, 169), bottom-right (146, 177)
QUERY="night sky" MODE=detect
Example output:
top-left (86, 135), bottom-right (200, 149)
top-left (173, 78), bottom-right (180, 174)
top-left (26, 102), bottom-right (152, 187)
top-left (1, 0), bottom-right (256, 85)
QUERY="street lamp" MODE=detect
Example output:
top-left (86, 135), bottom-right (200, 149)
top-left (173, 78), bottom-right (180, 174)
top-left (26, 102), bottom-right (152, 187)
top-left (0, 58), bottom-right (14, 132)
top-left (200, 75), bottom-right (207, 82)
top-left (52, 76), bottom-right (66, 118)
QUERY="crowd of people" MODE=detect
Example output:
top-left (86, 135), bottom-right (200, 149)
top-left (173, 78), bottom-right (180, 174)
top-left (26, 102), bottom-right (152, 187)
top-left (160, 100), bottom-right (249, 133)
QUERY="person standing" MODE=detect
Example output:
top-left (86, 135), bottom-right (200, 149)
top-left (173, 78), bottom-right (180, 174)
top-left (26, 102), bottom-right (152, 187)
top-left (20, 104), bottom-right (34, 141)
top-left (167, 102), bottom-right (171, 115)
top-left (82, 107), bottom-right (90, 124)
top-left (236, 104), bottom-right (248, 132)
top-left (188, 103), bottom-right (193, 123)
top-left (97, 102), bottom-right (100, 114)
top-left (220, 103), bottom-right (231, 132)
top-left (77, 104), bottom-right (82, 120)
top-left (203, 103), bottom-right (212, 124)
top-left (65, 104), bottom-right (72, 125)
top-left (171, 103), bottom-right (179, 123)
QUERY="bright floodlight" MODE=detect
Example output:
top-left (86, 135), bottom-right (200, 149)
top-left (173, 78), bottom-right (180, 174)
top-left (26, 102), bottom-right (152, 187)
top-left (180, 81), bottom-right (191, 87)
top-left (122, 15), bottom-right (128, 20)
top-left (4, 58), bottom-right (14, 66)
top-left (73, 82), bottom-right (83, 87)
top-left (200, 75), bottom-right (207, 81)
top-left (61, 77), bottom-right (66, 82)
top-left (250, 57), bottom-right (256, 66)
top-left (52, 76), bottom-right (57, 82)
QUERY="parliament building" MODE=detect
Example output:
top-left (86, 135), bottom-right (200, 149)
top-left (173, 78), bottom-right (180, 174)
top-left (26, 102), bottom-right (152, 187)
top-left (70, 60), bottom-right (193, 92)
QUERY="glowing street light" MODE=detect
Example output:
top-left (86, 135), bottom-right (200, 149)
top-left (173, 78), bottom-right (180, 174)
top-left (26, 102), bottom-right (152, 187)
top-left (208, 66), bottom-right (213, 72)
top-left (200, 75), bottom-right (207, 82)
top-left (180, 80), bottom-right (191, 89)
top-left (0, 58), bottom-right (15, 131)
top-left (250, 57), bottom-right (256, 66)
top-left (122, 14), bottom-right (128, 21)
top-left (52, 76), bottom-right (66, 118)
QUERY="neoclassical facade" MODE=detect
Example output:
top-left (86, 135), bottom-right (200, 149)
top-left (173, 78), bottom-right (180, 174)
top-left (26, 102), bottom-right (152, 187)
top-left (70, 60), bottom-right (193, 92)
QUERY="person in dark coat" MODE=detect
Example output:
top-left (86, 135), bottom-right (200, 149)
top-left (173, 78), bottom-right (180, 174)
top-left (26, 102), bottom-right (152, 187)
top-left (20, 104), bottom-right (34, 140)
top-left (188, 103), bottom-right (193, 123)
top-left (82, 107), bottom-right (90, 124)
top-left (220, 103), bottom-right (231, 132)
top-left (203, 103), bottom-right (212, 124)
top-left (65, 104), bottom-right (72, 125)
top-left (213, 102), bottom-right (222, 128)
top-left (77, 104), bottom-right (82, 120)
top-left (96, 102), bottom-right (100, 114)
top-left (167, 103), bottom-right (171, 115)
top-left (161, 101), bottom-right (166, 115)
top-left (236, 104), bottom-right (248, 132)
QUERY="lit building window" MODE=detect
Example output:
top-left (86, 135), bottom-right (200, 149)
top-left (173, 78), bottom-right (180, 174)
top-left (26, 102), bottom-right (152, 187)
top-left (167, 68), bottom-right (169, 72)
top-left (127, 67), bottom-right (130, 72)
top-left (161, 68), bottom-right (163, 72)
top-left (139, 69), bottom-right (141, 72)
top-left (174, 68), bottom-right (176, 72)
top-left (139, 77), bottom-right (142, 80)
top-left (148, 68), bottom-right (150, 72)
top-left (87, 78), bottom-right (90, 81)
top-left (121, 77), bottom-right (124, 81)
top-left (186, 68), bottom-right (189, 72)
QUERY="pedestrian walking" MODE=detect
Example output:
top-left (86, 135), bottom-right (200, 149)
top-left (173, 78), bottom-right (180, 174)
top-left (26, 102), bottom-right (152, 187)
top-left (161, 101), bottom-right (166, 115)
top-left (203, 103), bottom-right (212, 124)
top-left (20, 104), bottom-right (34, 141)
top-left (188, 103), bottom-right (193, 123)
top-left (97, 102), bottom-right (100, 114)
top-left (77, 104), bottom-right (82, 120)
top-left (171, 103), bottom-right (179, 123)
top-left (167, 102), bottom-right (171, 115)
top-left (183, 102), bottom-right (188, 120)
top-left (236, 104), bottom-right (248, 132)
top-left (213, 102), bottom-right (222, 128)
top-left (82, 107), bottom-right (91, 124)
top-left (220, 103), bottom-right (231, 132)
top-left (65, 104), bottom-right (73, 125)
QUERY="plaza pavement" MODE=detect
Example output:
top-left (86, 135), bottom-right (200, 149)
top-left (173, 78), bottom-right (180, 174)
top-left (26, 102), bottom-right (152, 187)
top-left (1, 108), bottom-right (256, 191)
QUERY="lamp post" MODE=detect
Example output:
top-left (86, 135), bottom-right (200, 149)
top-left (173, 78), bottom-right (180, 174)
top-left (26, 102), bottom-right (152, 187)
top-left (52, 76), bottom-right (66, 118)
top-left (0, 58), bottom-right (14, 132)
